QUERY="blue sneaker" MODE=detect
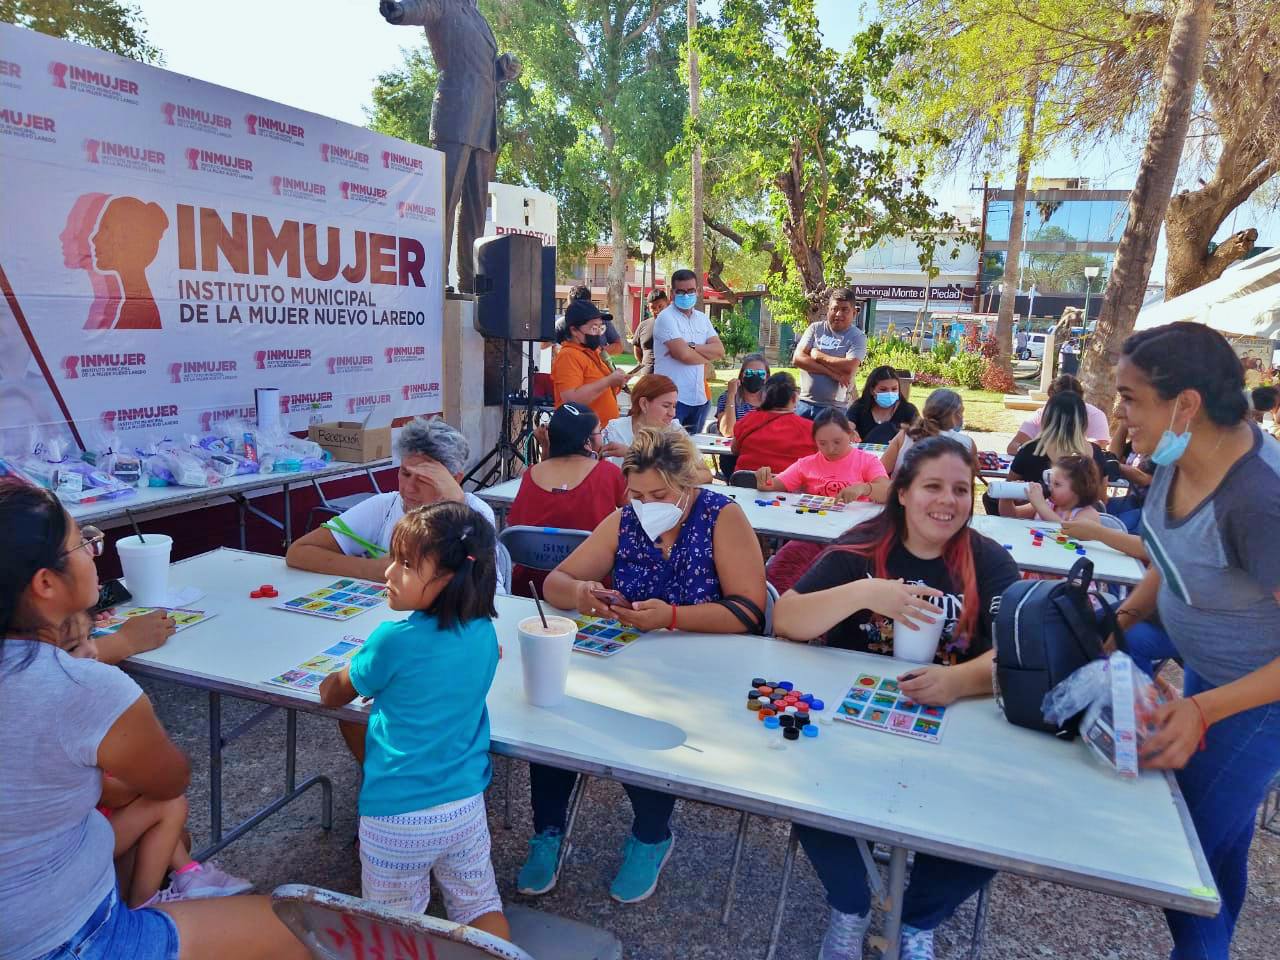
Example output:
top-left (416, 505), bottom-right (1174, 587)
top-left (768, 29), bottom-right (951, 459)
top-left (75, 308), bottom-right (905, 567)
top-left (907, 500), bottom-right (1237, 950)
top-left (609, 833), bottom-right (674, 903)
top-left (516, 830), bottom-right (564, 896)
top-left (899, 924), bottom-right (935, 960)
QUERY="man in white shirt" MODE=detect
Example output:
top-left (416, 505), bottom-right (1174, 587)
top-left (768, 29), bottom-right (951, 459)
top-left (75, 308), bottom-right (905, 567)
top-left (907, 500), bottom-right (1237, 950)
top-left (287, 417), bottom-right (505, 593)
top-left (653, 268), bottom-right (724, 433)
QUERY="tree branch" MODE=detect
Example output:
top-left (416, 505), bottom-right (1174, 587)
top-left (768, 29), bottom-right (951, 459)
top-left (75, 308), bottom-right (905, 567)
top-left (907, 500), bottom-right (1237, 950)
top-left (623, 0), bottom-right (664, 46)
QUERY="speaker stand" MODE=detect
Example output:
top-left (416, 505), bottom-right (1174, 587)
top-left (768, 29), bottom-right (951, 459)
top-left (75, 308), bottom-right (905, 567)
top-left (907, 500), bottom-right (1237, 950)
top-left (463, 341), bottom-right (541, 490)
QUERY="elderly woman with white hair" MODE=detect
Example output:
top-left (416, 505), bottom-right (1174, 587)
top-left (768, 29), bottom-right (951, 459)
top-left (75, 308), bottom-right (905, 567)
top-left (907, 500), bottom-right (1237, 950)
top-left (287, 417), bottom-right (503, 591)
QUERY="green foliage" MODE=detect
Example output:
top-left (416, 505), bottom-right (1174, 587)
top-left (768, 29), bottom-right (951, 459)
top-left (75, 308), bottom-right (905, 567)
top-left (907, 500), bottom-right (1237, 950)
top-left (860, 335), bottom-right (986, 390)
top-left (480, 0), bottom-right (687, 267)
top-left (2, 0), bottom-right (160, 62)
top-left (694, 0), bottom-right (958, 319)
top-left (712, 309), bottom-right (758, 360)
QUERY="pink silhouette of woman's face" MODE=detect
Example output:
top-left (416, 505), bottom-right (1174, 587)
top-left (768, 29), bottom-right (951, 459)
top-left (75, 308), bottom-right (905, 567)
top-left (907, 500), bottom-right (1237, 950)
top-left (91, 197), bottom-right (168, 275)
top-left (60, 192), bottom-right (110, 269)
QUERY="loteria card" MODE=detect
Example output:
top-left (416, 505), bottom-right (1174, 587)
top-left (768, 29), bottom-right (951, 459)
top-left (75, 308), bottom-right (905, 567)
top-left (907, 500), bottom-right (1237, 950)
top-left (834, 673), bottom-right (948, 743)
top-left (273, 578), bottom-right (389, 621)
top-left (793, 494), bottom-right (848, 512)
top-left (92, 606), bottom-right (213, 638)
top-left (571, 614), bottom-right (644, 657)
top-left (266, 636), bottom-right (367, 693)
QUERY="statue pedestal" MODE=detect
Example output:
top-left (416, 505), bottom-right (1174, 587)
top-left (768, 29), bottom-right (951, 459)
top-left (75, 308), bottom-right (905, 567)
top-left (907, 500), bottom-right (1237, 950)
top-left (442, 293), bottom-right (499, 469)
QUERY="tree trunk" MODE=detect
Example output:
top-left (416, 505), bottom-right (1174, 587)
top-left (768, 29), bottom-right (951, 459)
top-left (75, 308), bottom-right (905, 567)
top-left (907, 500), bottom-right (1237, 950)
top-left (1165, 203), bottom-right (1259, 297)
top-left (995, 95), bottom-right (1036, 370)
top-left (687, 0), bottom-right (704, 307)
top-left (1080, 0), bottom-right (1215, 410)
top-left (607, 203), bottom-right (629, 328)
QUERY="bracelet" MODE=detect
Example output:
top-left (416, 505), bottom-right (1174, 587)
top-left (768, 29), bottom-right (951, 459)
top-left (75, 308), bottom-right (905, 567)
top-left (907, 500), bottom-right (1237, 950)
top-left (669, 604), bottom-right (678, 631)
top-left (1188, 695), bottom-right (1210, 752)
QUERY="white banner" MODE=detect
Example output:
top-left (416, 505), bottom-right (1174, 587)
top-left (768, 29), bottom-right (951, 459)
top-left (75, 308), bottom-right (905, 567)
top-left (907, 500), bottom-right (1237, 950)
top-left (0, 23), bottom-right (444, 453)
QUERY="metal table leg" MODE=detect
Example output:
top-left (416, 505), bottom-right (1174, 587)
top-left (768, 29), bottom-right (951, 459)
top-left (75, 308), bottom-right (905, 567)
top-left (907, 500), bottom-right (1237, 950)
top-left (721, 811), bottom-right (750, 923)
top-left (858, 838), bottom-right (888, 901)
top-left (764, 826), bottom-right (798, 960)
top-left (503, 756), bottom-right (514, 829)
top-left (282, 481), bottom-right (293, 547)
top-left (555, 774), bottom-right (589, 875)
top-left (968, 882), bottom-right (991, 960)
top-left (870, 846), bottom-right (908, 960)
top-left (194, 694), bottom-right (334, 863)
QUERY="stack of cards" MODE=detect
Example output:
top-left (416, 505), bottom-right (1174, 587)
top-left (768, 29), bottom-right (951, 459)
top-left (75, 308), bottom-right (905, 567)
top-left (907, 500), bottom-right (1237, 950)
top-left (572, 615), bottom-right (644, 657)
top-left (833, 673), bottom-right (948, 743)
top-left (274, 579), bottom-right (389, 621)
top-left (266, 636), bottom-right (365, 693)
top-left (92, 607), bottom-right (213, 637)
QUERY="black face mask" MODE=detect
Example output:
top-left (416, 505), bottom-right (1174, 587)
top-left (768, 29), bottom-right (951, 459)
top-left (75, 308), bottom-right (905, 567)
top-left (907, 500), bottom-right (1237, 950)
top-left (741, 372), bottom-right (767, 392)
top-left (582, 333), bottom-right (604, 349)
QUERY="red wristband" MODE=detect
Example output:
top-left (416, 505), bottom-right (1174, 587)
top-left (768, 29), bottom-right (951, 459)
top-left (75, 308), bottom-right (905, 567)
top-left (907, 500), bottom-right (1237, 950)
top-left (669, 604), bottom-right (678, 631)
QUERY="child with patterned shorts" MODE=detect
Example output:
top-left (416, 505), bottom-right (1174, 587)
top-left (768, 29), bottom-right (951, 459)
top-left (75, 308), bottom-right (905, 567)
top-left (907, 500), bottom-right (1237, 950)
top-left (320, 500), bottom-right (508, 939)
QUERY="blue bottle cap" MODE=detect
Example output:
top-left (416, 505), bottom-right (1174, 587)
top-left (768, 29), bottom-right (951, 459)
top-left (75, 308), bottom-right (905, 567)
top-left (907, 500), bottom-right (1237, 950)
top-left (810, 698), bottom-right (825, 711)
top-left (799, 693), bottom-right (814, 704)
top-left (777, 681), bottom-right (794, 691)
top-left (802, 725), bottom-right (819, 737)
top-left (764, 716), bottom-right (780, 729)
top-left (1076, 547), bottom-right (1086, 555)
top-left (1003, 544), bottom-right (1014, 550)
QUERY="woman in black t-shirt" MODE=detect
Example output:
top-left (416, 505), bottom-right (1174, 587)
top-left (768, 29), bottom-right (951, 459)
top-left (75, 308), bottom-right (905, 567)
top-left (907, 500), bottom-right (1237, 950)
top-left (999, 390), bottom-right (1109, 517)
top-left (772, 436), bottom-right (1018, 960)
top-left (845, 365), bottom-right (919, 445)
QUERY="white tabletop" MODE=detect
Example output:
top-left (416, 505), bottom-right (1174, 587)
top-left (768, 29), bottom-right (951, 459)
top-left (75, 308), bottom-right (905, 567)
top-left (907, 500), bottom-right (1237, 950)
top-left (126, 548), bottom-right (1216, 915)
top-left (689, 433), bottom-right (734, 456)
top-left (68, 459), bottom-right (390, 526)
top-left (970, 515), bottom-right (1145, 585)
top-left (475, 479), bottom-right (881, 544)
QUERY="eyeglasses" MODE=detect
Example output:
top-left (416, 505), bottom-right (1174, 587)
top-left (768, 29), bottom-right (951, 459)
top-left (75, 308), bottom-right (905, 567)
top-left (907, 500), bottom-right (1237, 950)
top-left (61, 525), bottom-right (105, 559)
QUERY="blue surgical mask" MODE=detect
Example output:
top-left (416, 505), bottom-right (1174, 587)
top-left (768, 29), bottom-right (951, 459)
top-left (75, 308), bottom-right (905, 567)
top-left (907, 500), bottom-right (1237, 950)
top-left (673, 292), bottom-right (698, 311)
top-left (951, 420), bottom-right (965, 432)
top-left (875, 391), bottom-right (899, 409)
top-left (1151, 405), bottom-right (1192, 466)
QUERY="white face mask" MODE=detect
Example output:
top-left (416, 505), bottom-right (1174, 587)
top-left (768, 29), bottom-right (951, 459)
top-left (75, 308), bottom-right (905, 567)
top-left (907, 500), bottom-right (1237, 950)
top-left (631, 492), bottom-right (687, 542)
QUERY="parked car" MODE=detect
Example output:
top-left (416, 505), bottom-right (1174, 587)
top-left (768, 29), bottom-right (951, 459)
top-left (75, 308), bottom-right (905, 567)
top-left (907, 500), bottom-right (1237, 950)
top-left (1016, 332), bottom-right (1048, 361)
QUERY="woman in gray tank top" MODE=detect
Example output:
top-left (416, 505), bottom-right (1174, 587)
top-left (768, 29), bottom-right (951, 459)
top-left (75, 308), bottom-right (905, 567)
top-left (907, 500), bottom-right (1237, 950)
top-left (1113, 321), bottom-right (1280, 959)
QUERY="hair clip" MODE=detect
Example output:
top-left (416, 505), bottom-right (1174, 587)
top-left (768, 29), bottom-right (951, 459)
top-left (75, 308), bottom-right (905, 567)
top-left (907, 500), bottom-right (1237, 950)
top-left (465, 554), bottom-right (475, 562)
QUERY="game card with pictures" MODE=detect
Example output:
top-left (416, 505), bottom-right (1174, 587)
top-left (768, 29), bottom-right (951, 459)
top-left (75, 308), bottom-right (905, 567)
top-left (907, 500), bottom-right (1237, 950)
top-left (834, 672), bottom-right (948, 743)
top-left (571, 615), bottom-right (644, 657)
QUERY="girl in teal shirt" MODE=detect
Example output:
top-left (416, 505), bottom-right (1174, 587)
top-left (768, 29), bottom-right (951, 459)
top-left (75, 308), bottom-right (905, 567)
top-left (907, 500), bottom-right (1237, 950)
top-left (321, 501), bottom-right (506, 941)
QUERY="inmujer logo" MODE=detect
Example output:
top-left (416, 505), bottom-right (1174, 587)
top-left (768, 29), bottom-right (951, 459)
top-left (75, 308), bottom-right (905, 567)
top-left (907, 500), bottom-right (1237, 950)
top-left (83, 137), bottom-right (165, 174)
top-left (49, 60), bottom-right (139, 103)
top-left (320, 142), bottom-right (370, 169)
top-left (184, 147), bottom-right (254, 180)
top-left (270, 174), bottom-right (326, 203)
top-left (384, 345), bottom-right (426, 364)
top-left (339, 180), bottom-right (388, 205)
top-left (162, 101), bottom-right (232, 138)
top-left (245, 112), bottom-right (305, 146)
top-left (381, 149), bottom-right (423, 174)
top-left (0, 105), bottom-right (56, 143)
top-left (62, 352), bottom-right (146, 380)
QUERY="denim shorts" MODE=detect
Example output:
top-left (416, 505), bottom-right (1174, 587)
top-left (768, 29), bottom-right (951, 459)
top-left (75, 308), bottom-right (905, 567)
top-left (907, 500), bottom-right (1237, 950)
top-left (33, 887), bottom-right (180, 960)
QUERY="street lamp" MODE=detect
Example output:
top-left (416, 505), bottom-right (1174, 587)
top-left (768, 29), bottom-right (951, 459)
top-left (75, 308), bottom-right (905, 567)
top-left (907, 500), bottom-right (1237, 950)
top-left (1083, 265), bottom-right (1101, 326)
top-left (639, 239), bottom-right (656, 331)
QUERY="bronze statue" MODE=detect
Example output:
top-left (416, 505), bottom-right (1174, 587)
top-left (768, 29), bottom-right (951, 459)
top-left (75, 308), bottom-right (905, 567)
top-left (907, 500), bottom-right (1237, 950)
top-left (379, 0), bottom-right (521, 293)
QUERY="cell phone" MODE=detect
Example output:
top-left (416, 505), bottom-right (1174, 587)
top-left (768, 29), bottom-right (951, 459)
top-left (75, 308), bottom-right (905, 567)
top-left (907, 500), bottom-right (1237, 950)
top-left (590, 588), bottom-right (633, 610)
top-left (91, 578), bottom-right (132, 615)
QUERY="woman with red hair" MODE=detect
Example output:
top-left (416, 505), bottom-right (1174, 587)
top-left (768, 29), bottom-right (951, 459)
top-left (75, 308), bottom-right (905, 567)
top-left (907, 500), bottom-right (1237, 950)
top-left (772, 436), bottom-right (1019, 960)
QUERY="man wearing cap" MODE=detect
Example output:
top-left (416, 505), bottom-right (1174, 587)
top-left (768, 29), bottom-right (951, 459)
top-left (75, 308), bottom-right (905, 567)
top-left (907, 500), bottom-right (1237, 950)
top-left (631, 288), bottom-right (669, 378)
top-left (792, 287), bottom-right (868, 420)
top-left (654, 268), bottom-right (724, 433)
top-left (552, 299), bottom-right (632, 426)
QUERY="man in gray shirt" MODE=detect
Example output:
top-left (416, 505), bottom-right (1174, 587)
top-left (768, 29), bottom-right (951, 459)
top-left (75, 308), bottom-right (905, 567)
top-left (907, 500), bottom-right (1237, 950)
top-left (792, 287), bottom-right (868, 419)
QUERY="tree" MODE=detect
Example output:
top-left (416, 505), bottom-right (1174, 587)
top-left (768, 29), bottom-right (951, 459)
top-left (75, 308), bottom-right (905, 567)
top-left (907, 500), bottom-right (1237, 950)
top-left (481, 0), bottom-right (687, 319)
top-left (367, 42), bottom-right (597, 259)
top-left (1063, 2), bottom-right (1280, 297)
top-left (695, 0), bottom-right (956, 329)
top-left (2, 0), bottom-right (161, 62)
top-left (1079, 0), bottom-right (1215, 408)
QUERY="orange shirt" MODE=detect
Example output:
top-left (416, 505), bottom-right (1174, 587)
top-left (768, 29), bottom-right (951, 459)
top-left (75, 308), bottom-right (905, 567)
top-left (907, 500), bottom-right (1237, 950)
top-left (551, 341), bottom-right (620, 425)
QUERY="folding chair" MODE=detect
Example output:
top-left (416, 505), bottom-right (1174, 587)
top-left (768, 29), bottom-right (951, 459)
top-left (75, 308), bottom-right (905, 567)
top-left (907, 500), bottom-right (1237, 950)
top-left (1094, 512), bottom-right (1129, 532)
top-left (271, 884), bottom-right (621, 960)
top-left (306, 468), bottom-right (384, 533)
top-left (497, 525), bottom-right (592, 578)
top-left (1263, 774), bottom-right (1280, 836)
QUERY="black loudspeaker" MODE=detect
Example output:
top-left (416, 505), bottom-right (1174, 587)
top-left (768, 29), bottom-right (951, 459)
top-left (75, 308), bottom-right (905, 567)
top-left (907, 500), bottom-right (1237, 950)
top-left (473, 234), bottom-right (554, 341)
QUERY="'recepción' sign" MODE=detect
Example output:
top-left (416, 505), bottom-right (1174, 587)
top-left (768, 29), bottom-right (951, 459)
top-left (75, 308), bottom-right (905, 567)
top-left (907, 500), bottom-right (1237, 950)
top-left (0, 23), bottom-right (445, 443)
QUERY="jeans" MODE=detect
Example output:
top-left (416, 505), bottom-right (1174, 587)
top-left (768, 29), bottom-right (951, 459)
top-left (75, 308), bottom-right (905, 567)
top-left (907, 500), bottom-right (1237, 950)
top-left (33, 887), bottom-right (180, 960)
top-left (795, 399), bottom-right (832, 421)
top-left (530, 763), bottom-right (676, 844)
top-left (1124, 620), bottom-right (1179, 677)
top-left (796, 826), bottom-right (994, 928)
top-left (1164, 669), bottom-right (1280, 960)
top-left (675, 400), bottom-right (710, 434)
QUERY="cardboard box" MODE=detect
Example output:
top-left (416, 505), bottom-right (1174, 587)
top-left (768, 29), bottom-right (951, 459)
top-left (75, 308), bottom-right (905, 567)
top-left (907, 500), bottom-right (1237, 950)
top-left (308, 421), bottom-right (392, 463)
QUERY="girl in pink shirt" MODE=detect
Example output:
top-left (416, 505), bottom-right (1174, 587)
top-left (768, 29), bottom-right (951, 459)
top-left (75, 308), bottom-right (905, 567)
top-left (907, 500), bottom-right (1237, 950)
top-left (756, 409), bottom-right (890, 503)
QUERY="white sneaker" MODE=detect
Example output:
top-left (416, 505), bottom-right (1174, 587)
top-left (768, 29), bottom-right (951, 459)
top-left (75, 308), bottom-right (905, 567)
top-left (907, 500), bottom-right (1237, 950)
top-left (169, 861), bottom-right (254, 899)
top-left (900, 924), bottom-right (935, 960)
top-left (818, 907), bottom-right (871, 960)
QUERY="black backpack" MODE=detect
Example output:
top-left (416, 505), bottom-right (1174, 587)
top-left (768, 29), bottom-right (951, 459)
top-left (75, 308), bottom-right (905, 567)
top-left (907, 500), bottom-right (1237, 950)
top-left (991, 558), bottom-right (1123, 739)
